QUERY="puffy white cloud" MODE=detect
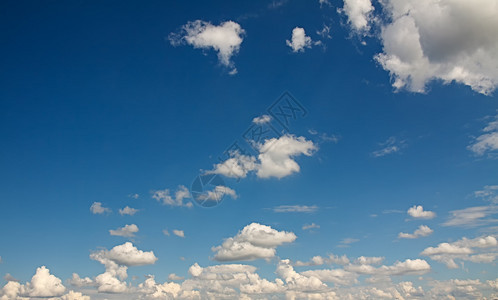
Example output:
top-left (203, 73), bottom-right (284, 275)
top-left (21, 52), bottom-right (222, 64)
top-left (341, 0), bottom-right (375, 34)
top-left (210, 135), bottom-right (316, 179)
top-left (138, 275), bottom-right (183, 299)
top-left (118, 206), bottom-right (139, 216)
top-left (60, 290), bottom-right (91, 300)
top-left (257, 135), bottom-right (316, 179)
top-left (24, 266), bottom-right (66, 297)
top-left (421, 235), bottom-right (498, 268)
top-left (91, 242), bottom-right (158, 267)
top-left (168, 273), bottom-right (184, 281)
top-left (67, 273), bottom-right (94, 287)
top-left (213, 223), bottom-right (297, 261)
top-left (169, 20), bottom-right (245, 74)
top-left (301, 268), bottom-right (358, 286)
top-left (443, 206), bottom-right (497, 227)
top-left (286, 27), bottom-right (312, 52)
top-left (429, 278), bottom-right (485, 299)
top-left (407, 205), bottom-right (436, 219)
top-left (294, 254), bottom-right (350, 267)
top-left (276, 259), bottom-right (329, 292)
top-left (173, 229), bottom-right (185, 238)
top-left (398, 225), bottom-right (433, 239)
top-left (273, 205), bottom-right (318, 213)
top-left (375, 0), bottom-right (498, 95)
top-left (152, 185), bottom-right (192, 207)
top-left (90, 202), bottom-right (111, 214)
top-left (345, 259), bottom-right (431, 276)
top-left (109, 224), bottom-right (139, 238)
top-left (469, 114), bottom-right (498, 156)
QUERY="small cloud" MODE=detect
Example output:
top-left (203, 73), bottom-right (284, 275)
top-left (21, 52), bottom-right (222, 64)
top-left (197, 185), bottom-right (238, 202)
top-left (317, 24), bottom-right (332, 39)
top-left (443, 206), bottom-right (497, 228)
top-left (372, 137), bottom-right (406, 157)
top-left (286, 27), bottom-right (313, 52)
top-left (162, 229), bottom-right (170, 236)
top-left (168, 273), bottom-right (184, 281)
top-left (173, 230), bottom-right (185, 238)
top-left (338, 237), bottom-right (359, 248)
top-left (90, 202), bottom-right (111, 215)
top-left (128, 193), bottom-right (139, 199)
top-left (468, 114), bottom-right (498, 157)
top-left (152, 185), bottom-right (192, 207)
top-left (302, 223), bottom-right (320, 230)
top-left (252, 115), bottom-right (272, 125)
top-left (119, 206), bottom-right (139, 216)
top-left (398, 225), bottom-right (434, 239)
top-left (272, 205), bottom-right (318, 213)
top-left (109, 224), bottom-right (139, 238)
top-left (407, 205), bottom-right (436, 219)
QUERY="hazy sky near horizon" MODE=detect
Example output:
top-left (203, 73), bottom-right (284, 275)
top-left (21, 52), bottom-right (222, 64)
top-left (1, 0), bottom-right (498, 299)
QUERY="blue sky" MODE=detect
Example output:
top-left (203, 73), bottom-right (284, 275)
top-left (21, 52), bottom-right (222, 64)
top-left (1, 0), bottom-right (498, 299)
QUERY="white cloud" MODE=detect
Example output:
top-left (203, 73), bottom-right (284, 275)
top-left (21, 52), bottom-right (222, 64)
top-left (67, 273), bottom-right (93, 287)
top-left (138, 275), bottom-right (183, 299)
top-left (345, 258), bottom-right (431, 276)
top-left (169, 20), bottom-right (245, 74)
top-left (25, 266), bottom-right (66, 297)
top-left (162, 229), bottom-right (170, 236)
top-left (372, 137), bottom-right (406, 157)
top-left (407, 205), bottom-right (436, 219)
top-left (338, 238), bottom-right (359, 247)
top-left (398, 225), bottom-right (434, 239)
top-left (257, 135), bottom-right (316, 178)
top-left (109, 224), bottom-right (139, 238)
top-left (341, 0), bottom-right (375, 34)
top-left (252, 114), bottom-right (272, 125)
top-left (443, 206), bottom-right (497, 227)
top-left (173, 229), bottom-right (185, 238)
top-left (273, 205), bottom-right (318, 213)
top-left (375, 0), bottom-right (498, 95)
top-left (286, 27), bottom-right (312, 52)
top-left (90, 202), bottom-right (111, 214)
top-left (302, 223), bottom-right (320, 230)
top-left (294, 254), bottom-right (351, 267)
top-left (474, 184), bottom-right (498, 203)
top-left (91, 242), bottom-right (158, 267)
top-left (213, 223), bottom-right (297, 261)
top-left (152, 185), bottom-right (192, 207)
top-left (197, 185), bottom-right (238, 202)
top-left (3, 274), bottom-right (18, 282)
top-left (118, 206), bottom-right (139, 216)
top-left (469, 114), bottom-right (498, 156)
top-left (210, 135), bottom-right (316, 179)
top-left (421, 235), bottom-right (498, 268)
top-left (60, 290), bottom-right (91, 300)
top-left (168, 273), bottom-right (184, 281)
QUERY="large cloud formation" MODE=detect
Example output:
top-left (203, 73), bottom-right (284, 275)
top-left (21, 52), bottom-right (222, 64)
top-left (374, 0), bottom-right (498, 95)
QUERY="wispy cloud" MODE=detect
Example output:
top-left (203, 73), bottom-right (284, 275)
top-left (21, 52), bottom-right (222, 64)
top-left (372, 137), bottom-right (406, 157)
top-left (272, 205), bottom-right (318, 213)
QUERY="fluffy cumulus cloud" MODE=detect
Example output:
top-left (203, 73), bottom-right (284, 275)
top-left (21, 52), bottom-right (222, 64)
top-left (118, 206), bottom-right (139, 216)
top-left (286, 27), bottom-right (312, 52)
top-left (469, 114), bottom-right (498, 156)
top-left (210, 135), bottom-right (316, 179)
top-left (375, 0), bottom-right (498, 95)
top-left (169, 20), bottom-right (245, 74)
top-left (421, 235), bottom-right (498, 268)
top-left (212, 223), bottom-right (297, 261)
top-left (407, 205), bottom-right (436, 219)
top-left (341, 0), bottom-right (375, 34)
top-left (109, 224), bottom-right (139, 238)
top-left (152, 185), bottom-right (192, 208)
top-left (398, 225), bottom-right (433, 239)
top-left (90, 202), bottom-right (111, 214)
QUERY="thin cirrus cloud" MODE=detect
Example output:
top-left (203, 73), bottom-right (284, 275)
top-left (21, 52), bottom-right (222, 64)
top-left (371, 136), bottom-right (406, 157)
top-left (169, 20), bottom-right (245, 75)
top-left (468, 114), bottom-right (498, 157)
top-left (272, 205), bottom-right (318, 213)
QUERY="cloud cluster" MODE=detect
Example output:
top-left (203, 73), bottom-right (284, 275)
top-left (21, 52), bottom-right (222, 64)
top-left (374, 0), bottom-right (498, 94)
top-left (421, 235), bottom-right (497, 268)
top-left (212, 223), bottom-right (297, 261)
top-left (398, 225), bottom-right (433, 239)
top-left (169, 20), bottom-right (245, 74)
top-left (152, 185), bottom-right (193, 208)
top-left (210, 134), bottom-right (317, 179)
top-left (118, 206), bottom-right (139, 216)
